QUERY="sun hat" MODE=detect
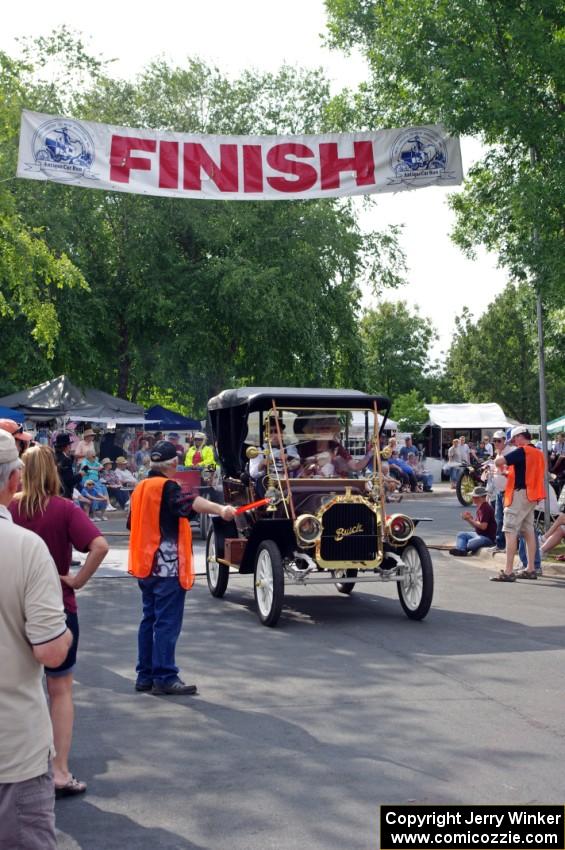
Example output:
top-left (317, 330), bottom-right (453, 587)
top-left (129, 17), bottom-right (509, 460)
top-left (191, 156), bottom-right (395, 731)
top-left (115, 456), bottom-right (128, 464)
top-left (82, 429), bottom-right (96, 438)
top-left (0, 418), bottom-right (33, 442)
top-left (150, 440), bottom-right (177, 462)
top-left (101, 457), bottom-right (112, 465)
top-left (193, 431), bottom-right (205, 440)
top-left (471, 486), bottom-right (488, 498)
top-left (0, 431), bottom-right (20, 463)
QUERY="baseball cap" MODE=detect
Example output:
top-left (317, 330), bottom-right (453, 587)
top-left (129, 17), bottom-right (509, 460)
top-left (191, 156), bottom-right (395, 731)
top-left (193, 431), bottom-right (205, 440)
top-left (0, 418), bottom-right (33, 442)
top-left (167, 432), bottom-right (179, 440)
top-left (0, 430), bottom-right (20, 463)
top-left (492, 430), bottom-right (506, 440)
top-left (510, 425), bottom-right (529, 439)
top-left (82, 429), bottom-right (95, 438)
top-left (150, 440), bottom-right (177, 462)
top-left (471, 486), bottom-right (488, 498)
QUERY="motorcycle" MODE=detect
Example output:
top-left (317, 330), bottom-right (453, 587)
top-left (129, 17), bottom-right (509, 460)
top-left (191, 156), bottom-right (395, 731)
top-left (456, 457), bottom-right (493, 506)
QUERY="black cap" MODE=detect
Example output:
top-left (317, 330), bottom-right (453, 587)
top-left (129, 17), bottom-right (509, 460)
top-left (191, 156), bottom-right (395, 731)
top-left (150, 440), bottom-right (177, 462)
top-left (55, 433), bottom-right (72, 448)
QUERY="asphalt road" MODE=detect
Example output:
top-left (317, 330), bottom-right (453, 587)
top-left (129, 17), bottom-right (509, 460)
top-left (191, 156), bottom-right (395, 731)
top-left (55, 492), bottom-right (565, 850)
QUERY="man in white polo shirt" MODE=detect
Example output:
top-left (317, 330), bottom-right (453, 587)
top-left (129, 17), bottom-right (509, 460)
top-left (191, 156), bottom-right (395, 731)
top-left (0, 431), bottom-right (72, 850)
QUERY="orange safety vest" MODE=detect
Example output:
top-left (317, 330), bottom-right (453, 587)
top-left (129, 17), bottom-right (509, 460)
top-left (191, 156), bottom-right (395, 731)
top-left (128, 476), bottom-right (194, 590)
top-left (504, 444), bottom-right (546, 508)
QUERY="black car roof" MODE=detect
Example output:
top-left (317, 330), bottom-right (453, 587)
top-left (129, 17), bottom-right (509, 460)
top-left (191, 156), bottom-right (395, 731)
top-left (208, 387), bottom-right (391, 413)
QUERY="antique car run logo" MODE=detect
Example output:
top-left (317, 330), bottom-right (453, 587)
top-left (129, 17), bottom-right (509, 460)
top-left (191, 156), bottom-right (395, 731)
top-left (27, 119), bottom-right (98, 183)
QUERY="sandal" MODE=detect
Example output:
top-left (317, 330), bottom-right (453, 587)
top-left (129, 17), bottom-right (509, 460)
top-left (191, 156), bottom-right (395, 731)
top-left (55, 775), bottom-right (87, 798)
top-left (490, 571), bottom-right (516, 582)
top-left (515, 570), bottom-right (537, 579)
top-left (555, 554), bottom-right (565, 562)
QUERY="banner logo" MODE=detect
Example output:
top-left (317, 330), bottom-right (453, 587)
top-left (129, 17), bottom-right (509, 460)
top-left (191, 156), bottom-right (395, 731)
top-left (29, 119), bottom-right (97, 183)
top-left (389, 127), bottom-right (454, 188)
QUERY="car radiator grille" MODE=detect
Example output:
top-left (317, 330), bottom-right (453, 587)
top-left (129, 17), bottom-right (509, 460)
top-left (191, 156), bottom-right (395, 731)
top-left (320, 503), bottom-right (379, 562)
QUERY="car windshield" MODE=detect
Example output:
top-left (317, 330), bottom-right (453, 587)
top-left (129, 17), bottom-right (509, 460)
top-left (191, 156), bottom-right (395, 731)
top-left (248, 407), bottom-right (379, 481)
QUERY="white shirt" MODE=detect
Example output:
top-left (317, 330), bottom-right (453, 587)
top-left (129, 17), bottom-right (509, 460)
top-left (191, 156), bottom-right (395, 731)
top-left (0, 509), bottom-right (67, 782)
top-left (115, 467), bottom-right (137, 487)
top-left (250, 444), bottom-right (299, 477)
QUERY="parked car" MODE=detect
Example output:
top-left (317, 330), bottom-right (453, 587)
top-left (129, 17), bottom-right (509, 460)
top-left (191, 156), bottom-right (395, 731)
top-left (205, 387), bottom-right (434, 627)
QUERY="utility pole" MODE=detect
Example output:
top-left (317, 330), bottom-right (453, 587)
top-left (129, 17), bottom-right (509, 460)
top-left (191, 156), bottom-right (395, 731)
top-left (530, 146), bottom-right (551, 531)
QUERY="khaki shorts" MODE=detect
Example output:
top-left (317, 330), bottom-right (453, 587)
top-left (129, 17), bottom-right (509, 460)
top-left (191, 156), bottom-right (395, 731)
top-left (503, 489), bottom-right (536, 535)
top-left (0, 769), bottom-right (56, 850)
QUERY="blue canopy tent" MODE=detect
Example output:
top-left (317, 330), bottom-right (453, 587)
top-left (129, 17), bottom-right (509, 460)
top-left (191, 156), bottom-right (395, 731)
top-left (144, 405), bottom-right (201, 432)
top-left (0, 405), bottom-right (25, 423)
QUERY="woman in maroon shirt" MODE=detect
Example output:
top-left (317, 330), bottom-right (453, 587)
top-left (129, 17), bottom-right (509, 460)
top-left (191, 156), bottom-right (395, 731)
top-left (10, 445), bottom-right (109, 797)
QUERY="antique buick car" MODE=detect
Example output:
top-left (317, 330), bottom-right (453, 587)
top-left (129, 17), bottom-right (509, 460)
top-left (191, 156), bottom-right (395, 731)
top-left (206, 387), bottom-right (434, 627)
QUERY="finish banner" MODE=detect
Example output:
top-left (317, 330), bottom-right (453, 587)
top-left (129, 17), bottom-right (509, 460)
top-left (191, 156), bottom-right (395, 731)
top-left (17, 109), bottom-right (463, 201)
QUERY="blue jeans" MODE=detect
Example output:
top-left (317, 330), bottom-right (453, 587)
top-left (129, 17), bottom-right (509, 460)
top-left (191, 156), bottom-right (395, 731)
top-left (136, 577), bottom-right (187, 686)
top-left (417, 473), bottom-right (434, 491)
top-left (494, 492), bottom-right (505, 548)
top-left (518, 532), bottom-right (541, 572)
top-left (455, 531), bottom-right (494, 553)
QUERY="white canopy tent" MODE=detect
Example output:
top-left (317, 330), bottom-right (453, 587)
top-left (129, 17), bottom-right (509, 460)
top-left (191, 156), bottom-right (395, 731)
top-left (423, 403), bottom-right (512, 430)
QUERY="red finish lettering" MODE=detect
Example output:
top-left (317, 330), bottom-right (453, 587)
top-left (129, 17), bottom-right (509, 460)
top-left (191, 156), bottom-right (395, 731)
top-left (183, 143), bottom-right (238, 192)
top-left (319, 141), bottom-right (375, 190)
top-left (159, 141), bottom-right (179, 189)
top-left (266, 143), bottom-right (317, 193)
top-left (109, 135), bottom-right (156, 183)
top-left (243, 145), bottom-right (263, 193)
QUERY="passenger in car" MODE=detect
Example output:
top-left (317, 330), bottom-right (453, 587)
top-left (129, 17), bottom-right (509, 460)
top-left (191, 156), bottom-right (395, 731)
top-left (296, 415), bottom-right (373, 477)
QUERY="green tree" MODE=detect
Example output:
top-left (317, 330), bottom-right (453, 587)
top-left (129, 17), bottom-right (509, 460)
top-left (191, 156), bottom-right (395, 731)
top-left (392, 389), bottom-right (428, 433)
top-left (325, 0), bottom-right (564, 301)
top-left (360, 301), bottom-right (437, 399)
top-left (443, 286), bottom-right (540, 421)
top-left (0, 52), bottom-right (87, 393)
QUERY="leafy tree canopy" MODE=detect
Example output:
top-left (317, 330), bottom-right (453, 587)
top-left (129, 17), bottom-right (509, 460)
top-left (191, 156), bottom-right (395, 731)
top-left (325, 0), bottom-right (564, 301)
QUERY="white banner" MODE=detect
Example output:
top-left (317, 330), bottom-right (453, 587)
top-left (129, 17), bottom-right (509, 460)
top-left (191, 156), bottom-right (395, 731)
top-left (17, 110), bottom-right (463, 201)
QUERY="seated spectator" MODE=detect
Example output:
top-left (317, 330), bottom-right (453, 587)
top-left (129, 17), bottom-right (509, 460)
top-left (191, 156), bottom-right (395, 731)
top-left (399, 436), bottom-right (418, 461)
top-left (99, 458), bottom-right (130, 509)
top-left (115, 456), bottom-right (138, 490)
top-left (381, 461), bottom-right (403, 503)
top-left (72, 487), bottom-right (92, 513)
top-left (407, 453), bottom-right (434, 492)
top-left (449, 486), bottom-right (497, 556)
top-left (540, 514), bottom-right (565, 561)
top-left (184, 432), bottom-right (217, 468)
top-left (389, 451), bottom-right (418, 492)
top-left (80, 479), bottom-right (109, 521)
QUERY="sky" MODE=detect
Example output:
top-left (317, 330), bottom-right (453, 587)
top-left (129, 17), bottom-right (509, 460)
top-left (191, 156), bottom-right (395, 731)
top-left (1, 0), bottom-right (508, 358)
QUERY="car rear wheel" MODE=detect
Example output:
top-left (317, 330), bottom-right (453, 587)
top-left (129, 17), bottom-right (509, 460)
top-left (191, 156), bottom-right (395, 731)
top-left (206, 527), bottom-right (229, 598)
top-left (199, 511), bottom-right (211, 540)
top-left (254, 541), bottom-right (284, 627)
top-left (456, 470), bottom-right (474, 506)
top-left (332, 568), bottom-right (358, 594)
top-left (397, 536), bottom-right (433, 620)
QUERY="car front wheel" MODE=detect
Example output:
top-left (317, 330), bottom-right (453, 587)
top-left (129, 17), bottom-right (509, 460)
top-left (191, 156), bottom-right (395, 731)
top-left (254, 541), bottom-right (284, 627)
top-left (206, 527), bottom-right (229, 598)
top-left (397, 536), bottom-right (433, 620)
